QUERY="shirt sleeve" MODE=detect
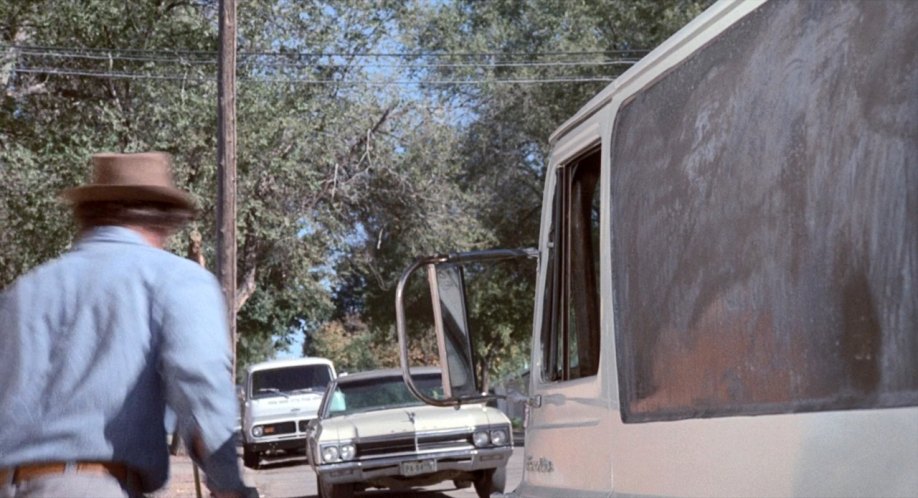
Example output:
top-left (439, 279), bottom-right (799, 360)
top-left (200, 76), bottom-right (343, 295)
top-left (156, 264), bottom-right (246, 492)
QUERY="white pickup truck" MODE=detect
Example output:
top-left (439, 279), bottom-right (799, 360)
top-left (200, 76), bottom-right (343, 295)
top-left (241, 357), bottom-right (336, 469)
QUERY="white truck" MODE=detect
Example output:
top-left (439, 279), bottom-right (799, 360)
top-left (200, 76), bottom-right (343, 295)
top-left (241, 357), bottom-right (336, 469)
top-left (396, 1), bottom-right (918, 496)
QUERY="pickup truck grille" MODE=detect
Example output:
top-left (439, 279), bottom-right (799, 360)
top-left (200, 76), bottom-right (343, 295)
top-left (262, 421), bottom-right (296, 436)
top-left (356, 429), bottom-right (472, 459)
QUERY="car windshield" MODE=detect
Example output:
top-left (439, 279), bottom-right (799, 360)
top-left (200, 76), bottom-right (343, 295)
top-left (326, 373), bottom-right (444, 417)
top-left (251, 365), bottom-right (333, 399)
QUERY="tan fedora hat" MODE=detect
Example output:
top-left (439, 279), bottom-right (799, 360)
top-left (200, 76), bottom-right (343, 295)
top-left (61, 152), bottom-right (195, 211)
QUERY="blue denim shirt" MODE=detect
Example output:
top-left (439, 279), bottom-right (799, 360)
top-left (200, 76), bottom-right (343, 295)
top-left (0, 226), bottom-right (244, 493)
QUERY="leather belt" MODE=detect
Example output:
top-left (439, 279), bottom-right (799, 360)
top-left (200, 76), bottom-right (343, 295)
top-left (0, 462), bottom-right (132, 486)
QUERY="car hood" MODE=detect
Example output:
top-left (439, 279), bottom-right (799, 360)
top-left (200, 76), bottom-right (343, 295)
top-left (318, 404), bottom-right (508, 442)
top-left (247, 392), bottom-right (324, 421)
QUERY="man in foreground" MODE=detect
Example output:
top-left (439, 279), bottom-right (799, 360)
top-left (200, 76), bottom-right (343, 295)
top-left (0, 152), bottom-right (255, 498)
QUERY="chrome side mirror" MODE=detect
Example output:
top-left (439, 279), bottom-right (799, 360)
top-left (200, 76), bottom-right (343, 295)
top-left (396, 248), bottom-right (538, 406)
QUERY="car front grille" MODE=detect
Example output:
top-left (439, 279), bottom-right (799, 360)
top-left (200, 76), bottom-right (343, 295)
top-left (356, 429), bottom-right (472, 459)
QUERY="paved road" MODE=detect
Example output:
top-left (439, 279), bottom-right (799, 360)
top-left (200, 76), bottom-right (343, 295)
top-left (243, 448), bottom-right (524, 498)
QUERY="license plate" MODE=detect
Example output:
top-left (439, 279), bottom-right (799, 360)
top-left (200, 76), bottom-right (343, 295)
top-left (400, 459), bottom-right (437, 476)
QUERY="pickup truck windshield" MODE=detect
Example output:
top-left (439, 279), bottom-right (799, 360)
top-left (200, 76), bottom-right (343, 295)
top-left (251, 365), bottom-right (333, 399)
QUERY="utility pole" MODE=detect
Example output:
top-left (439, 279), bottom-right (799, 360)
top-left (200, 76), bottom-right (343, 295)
top-left (217, 0), bottom-right (237, 379)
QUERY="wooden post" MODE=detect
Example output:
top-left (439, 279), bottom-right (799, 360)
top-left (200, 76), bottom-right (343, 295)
top-left (200, 1), bottom-right (237, 493)
top-left (217, 0), bottom-right (237, 378)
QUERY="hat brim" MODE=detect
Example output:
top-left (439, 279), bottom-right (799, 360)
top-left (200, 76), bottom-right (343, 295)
top-left (60, 185), bottom-right (196, 211)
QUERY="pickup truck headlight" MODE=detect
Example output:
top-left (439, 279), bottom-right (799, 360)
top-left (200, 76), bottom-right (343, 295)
top-left (252, 426), bottom-right (263, 437)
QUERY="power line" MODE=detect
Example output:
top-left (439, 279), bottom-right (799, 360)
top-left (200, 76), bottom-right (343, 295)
top-left (11, 49), bottom-right (639, 69)
top-left (8, 48), bottom-right (641, 71)
top-left (12, 67), bottom-right (205, 82)
top-left (12, 66), bottom-right (618, 86)
top-left (13, 49), bottom-right (214, 65)
top-left (6, 39), bottom-right (639, 86)
top-left (7, 43), bottom-right (639, 84)
top-left (4, 43), bottom-right (650, 59)
top-left (254, 59), bottom-right (640, 70)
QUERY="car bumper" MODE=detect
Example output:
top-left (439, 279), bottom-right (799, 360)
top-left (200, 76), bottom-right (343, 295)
top-left (315, 446), bottom-right (512, 485)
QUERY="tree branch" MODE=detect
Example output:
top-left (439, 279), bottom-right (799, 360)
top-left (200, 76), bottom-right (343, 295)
top-left (5, 82), bottom-right (46, 99)
top-left (186, 228), bottom-right (206, 267)
top-left (234, 265), bottom-right (257, 313)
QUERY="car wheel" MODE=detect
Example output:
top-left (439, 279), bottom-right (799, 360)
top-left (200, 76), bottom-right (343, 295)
top-left (453, 478), bottom-right (472, 489)
top-left (242, 445), bottom-right (260, 469)
top-left (318, 475), bottom-right (354, 498)
top-left (473, 466), bottom-right (506, 498)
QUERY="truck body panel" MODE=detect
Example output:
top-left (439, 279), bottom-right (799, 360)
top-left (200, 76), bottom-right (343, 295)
top-left (523, 1), bottom-right (918, 495)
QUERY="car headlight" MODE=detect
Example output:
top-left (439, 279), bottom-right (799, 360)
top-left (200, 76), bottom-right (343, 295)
top-left (490, 429), bottom-right (508, 446)
top-left (321, 445), bottom-right (339, 463)
top-left (473, 430), bottom-right (490, 448)
top-left (252, 426), bottom-right (263, 437)
top-left (339, 443), bottom-right (356, 461)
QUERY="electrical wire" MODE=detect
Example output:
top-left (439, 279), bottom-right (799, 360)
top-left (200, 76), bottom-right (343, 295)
top-left (249, 59), bottom-right (640, 70)
top-left (12, 66), bottom-right (619, 86)
top-left (4, 43), bottom-right (651, 59)
top-left (13, 49), bottom-right (215, 65)
top-left (9, 48), bottom-right (641, 70)
top-left (5, 40), bottom-right (639, 86)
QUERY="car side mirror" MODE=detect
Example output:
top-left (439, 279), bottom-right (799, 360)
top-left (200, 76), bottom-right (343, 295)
top-left (430, 263), bottom-right (478, 399)
top-left (396, 248), bottom-right (538, 407)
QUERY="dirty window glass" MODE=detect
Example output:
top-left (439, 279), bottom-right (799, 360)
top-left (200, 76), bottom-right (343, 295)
top-left (251, 365), bottom-right (334, 399)
top-left (609, 0), bottom-right (918, 422)
top-left (541, 148), bottom-right (602, 382)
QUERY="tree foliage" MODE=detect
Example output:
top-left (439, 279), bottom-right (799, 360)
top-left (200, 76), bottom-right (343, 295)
top-left (349, 0), bottom-right (713, 384)
top-left (2, 0), bottom-right (712, 381)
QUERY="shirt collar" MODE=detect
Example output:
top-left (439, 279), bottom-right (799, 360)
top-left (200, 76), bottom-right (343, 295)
top-left (75, 226), bottom-right (152, 248)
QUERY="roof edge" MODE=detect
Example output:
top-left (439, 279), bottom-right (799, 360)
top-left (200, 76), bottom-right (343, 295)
top-left (548, 0), bottom-right (766, 145)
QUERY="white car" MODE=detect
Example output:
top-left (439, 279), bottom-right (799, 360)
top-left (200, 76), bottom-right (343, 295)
top-left (306, 367), bottom-right (512, 498)
top-left (242, 357), bottom-right (336, 469)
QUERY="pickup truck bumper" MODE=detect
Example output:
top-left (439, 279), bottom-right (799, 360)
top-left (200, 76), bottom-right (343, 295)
top-left (246, 436), bottom-right (306, 453)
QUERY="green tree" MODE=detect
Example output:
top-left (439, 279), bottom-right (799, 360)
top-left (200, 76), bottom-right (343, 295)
top-left (382, 0), bottom-right (714, 385)
top-left (0, 0), bottom-right (416, 373)
top-left (2, 0), bottom-right (713, 381)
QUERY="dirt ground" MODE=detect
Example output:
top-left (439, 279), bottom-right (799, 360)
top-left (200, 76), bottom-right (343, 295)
top-left (149, 455), bottom-right (254, 498)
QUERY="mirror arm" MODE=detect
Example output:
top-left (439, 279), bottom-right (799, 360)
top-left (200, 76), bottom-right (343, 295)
top-left (442, 248), bottom-right (539, 264)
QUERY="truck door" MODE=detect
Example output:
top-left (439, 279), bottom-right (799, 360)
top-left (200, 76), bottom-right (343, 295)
top-left (523, 143), bottom-right (613, 496)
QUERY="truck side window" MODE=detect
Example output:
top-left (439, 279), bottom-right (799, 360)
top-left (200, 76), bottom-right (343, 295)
top-left (541, 149), bottom-right (601, 382)
top-left (609, 0), bottom-right (918, 422)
